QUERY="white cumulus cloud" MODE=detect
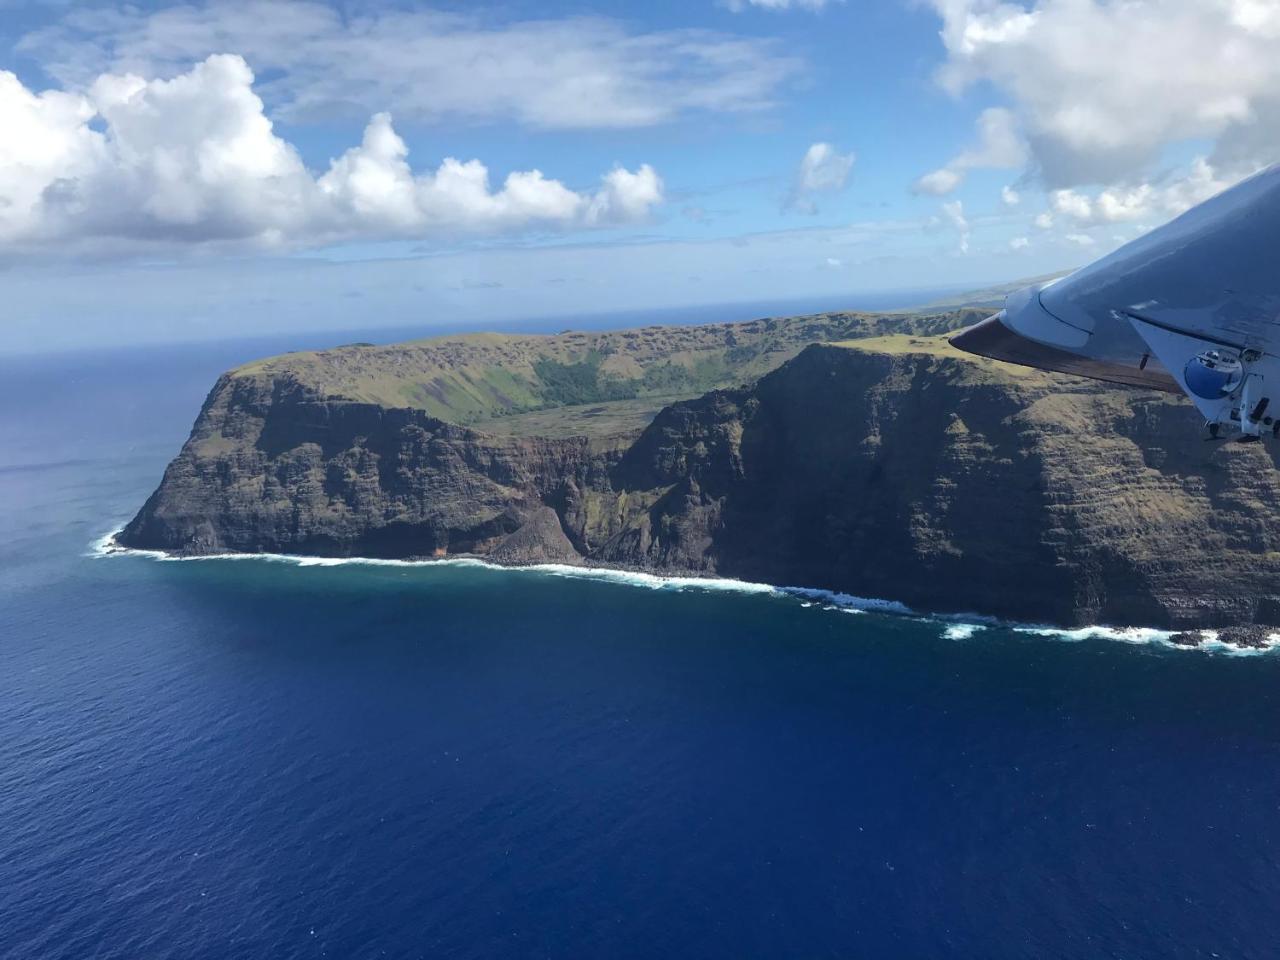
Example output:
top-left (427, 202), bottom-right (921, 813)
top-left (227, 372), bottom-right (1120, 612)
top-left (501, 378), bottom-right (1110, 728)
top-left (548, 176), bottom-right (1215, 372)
top-left (1050, 189), bottom-right (1093, 221)
top-left (1041, 159), bottom-right (1233, 226)
top-left (913, 106), bottom-right (1026, 195)
top-left (928, 0), bottom-right (1280, 191)
top-left (914, 168), bottom-right (963, 196)
top-left (0, 55), bottom-right (664, 256)
top-left (789, 141), bottom-right (855, 213)
top-left (922, 0), bottom-right (1280, 253)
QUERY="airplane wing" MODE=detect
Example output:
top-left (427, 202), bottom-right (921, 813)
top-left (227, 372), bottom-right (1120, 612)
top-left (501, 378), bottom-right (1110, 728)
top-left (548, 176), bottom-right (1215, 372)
top-left (951, 163), bottom-right (1280, 440)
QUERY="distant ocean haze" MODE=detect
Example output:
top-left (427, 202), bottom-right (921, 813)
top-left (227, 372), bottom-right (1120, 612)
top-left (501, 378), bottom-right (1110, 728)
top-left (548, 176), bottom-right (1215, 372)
top-left (0, 285), bottom-right (975, 358)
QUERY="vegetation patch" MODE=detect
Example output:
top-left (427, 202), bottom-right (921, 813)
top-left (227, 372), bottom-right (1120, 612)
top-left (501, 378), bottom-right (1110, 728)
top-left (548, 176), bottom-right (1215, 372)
top-left (533, 352), bottom-right (641, 406)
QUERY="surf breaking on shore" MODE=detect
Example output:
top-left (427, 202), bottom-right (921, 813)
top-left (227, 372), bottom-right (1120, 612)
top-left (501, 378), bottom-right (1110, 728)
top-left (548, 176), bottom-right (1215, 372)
top-left (89, 526), bottom-right (1280, 657)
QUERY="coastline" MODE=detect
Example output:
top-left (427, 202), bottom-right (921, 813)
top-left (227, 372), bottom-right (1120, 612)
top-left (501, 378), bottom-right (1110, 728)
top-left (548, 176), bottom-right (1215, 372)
top-left (88, 526), bottom-right (1280, 657)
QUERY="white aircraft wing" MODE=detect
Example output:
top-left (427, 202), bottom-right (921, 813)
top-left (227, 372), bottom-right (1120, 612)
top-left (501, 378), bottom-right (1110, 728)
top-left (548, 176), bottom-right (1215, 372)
top-left (951, 163), bottom-right (1280, 440)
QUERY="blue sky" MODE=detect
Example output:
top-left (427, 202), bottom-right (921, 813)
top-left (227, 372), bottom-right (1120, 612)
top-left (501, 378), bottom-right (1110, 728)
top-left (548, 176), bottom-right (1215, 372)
top-left (1, 0), bottom-right (1277, 351)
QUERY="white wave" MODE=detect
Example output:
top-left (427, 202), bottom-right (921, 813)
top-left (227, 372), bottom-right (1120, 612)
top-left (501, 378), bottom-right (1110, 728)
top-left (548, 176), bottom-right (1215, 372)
top-left (779, 586), bottom-right (912, 615)
top-left (1183, 630), bottom-right (1280, 657)
top-left (942, 623), bottom-right (986, 640)
top-left (1013, 623), bottom-right (1280, 657)
top-left (90, 527), bottom-right (784, 596)
top-left (87, 526), bottom-right (1280, 657)
top-left (1015, 625), bottom-right (1174, 645)
top-left (531, 562), bottom-right (779, 596)
top-left (89, 527), bottom-right (169, 561)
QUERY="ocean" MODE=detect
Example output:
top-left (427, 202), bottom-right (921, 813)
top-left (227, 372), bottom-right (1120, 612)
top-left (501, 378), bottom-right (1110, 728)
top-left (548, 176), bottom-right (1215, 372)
top-left (4, 319), bottom-right (1280, 959)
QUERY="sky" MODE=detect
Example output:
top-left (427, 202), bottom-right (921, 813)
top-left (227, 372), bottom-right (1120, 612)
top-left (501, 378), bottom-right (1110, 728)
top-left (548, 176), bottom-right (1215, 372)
top-left (2, 0), bottom-right (1280, 352)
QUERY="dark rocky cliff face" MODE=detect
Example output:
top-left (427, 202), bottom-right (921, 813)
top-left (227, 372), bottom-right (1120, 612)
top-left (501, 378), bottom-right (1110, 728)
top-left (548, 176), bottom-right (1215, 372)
top-left (122, 372), bottom-right (601, 563)
top-left (122, 344), bottom-right (1280, 628)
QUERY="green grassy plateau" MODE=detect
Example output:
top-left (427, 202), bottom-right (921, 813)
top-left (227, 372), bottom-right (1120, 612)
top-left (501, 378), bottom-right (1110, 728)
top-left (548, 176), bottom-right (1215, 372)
top-left (233, 308), bottom-right (992, 438)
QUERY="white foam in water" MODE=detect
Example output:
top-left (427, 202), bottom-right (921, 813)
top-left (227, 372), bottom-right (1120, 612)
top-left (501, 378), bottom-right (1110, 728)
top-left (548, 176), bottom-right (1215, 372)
top-left (532, 563), bottom-right (779, 595)
top-left (88, 526), bottom-right (1280, 656)
top-left (89, 527), bottom-right (784, 596)
top-left (942, 624), bottom-right (986, 640)
top-left (1191, 630), bottom-right (1280, 657)
top-left (1013, 624), bottom-right (1280, 657)
top-left (779, 586), bottom-right (912, 615)
top-left (1015, 625), bottom-right (1173, 645)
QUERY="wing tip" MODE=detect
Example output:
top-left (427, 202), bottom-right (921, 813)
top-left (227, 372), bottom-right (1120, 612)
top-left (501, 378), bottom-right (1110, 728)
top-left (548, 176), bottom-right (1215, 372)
top-left (950, 313), bottom-right (1180, 393)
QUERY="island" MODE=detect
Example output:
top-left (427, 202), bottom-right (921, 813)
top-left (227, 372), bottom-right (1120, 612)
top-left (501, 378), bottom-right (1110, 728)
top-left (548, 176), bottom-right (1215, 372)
top-left (119, 307), bottom-right (1280, 635)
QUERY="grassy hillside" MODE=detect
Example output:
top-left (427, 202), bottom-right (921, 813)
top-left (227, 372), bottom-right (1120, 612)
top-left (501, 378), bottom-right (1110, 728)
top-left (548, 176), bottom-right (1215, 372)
top-left (833, 333), bottom-right (1047, 382)
top-left (233, 307), bottom-right (988, 437)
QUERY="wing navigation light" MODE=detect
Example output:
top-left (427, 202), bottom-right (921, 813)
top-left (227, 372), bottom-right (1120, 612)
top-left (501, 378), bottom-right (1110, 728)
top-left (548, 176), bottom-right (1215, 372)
top-left (1185, 349), bottom-right (1244, 400)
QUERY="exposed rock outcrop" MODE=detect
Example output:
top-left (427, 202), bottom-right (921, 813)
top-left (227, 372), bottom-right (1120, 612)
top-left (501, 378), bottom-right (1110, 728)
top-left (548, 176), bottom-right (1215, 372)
top-left (122, 336), bottom-right (1280, 628)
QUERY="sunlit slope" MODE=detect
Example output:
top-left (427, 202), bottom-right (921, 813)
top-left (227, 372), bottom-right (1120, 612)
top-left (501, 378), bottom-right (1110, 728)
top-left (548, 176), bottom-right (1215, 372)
top-left (833, 333), bottom-right (1046, 381)
top-left (231, 309), bottom-right (986, 434)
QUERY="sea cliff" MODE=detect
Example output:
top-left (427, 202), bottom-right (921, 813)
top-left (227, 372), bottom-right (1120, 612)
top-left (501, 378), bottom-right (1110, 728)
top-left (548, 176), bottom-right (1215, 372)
top-left (120, 313), bottom-right (1280, 629)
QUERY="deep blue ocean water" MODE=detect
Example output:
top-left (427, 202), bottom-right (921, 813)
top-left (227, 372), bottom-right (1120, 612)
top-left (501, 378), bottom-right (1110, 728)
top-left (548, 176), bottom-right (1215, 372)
top-left (4, 320), bottom-right (1280, 959)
